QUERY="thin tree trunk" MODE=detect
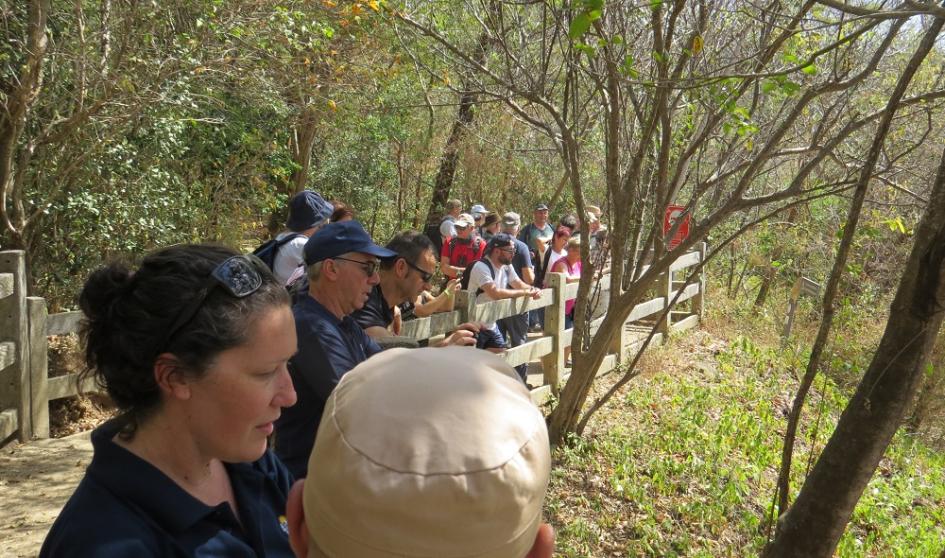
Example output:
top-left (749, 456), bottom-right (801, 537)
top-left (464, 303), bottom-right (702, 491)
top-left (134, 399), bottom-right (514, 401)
top-left (422, 26), bottom-right (492, 229)
top-left (0, 0), bottom-right (49, 249)
top-left (289, 106), bottom-right (319, 195)
top-left (423, 88), bottom-right (478, 229)
top-left (765, 141), bottom-right (945, 557)
top-left (768, 12), bottom-right (942, 541)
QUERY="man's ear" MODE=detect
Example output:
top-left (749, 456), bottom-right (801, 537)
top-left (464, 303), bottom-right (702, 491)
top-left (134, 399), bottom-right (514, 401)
top-left (323, 259), bottom-right (341, 281)
top-left (153, 353), bottom-right (192, 401)
top-left (394, 258), bottom-right (409, 278)
top-left (525, 523), bottom-right (555, 558)
top-left (287, 480), bottom-right (309, 557)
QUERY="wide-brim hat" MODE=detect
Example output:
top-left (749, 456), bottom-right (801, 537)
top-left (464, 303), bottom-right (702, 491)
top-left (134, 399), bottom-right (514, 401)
top-left (303, 347), bottom-right (551, 558)
top-left (287, 190), bottom-right (334, 232)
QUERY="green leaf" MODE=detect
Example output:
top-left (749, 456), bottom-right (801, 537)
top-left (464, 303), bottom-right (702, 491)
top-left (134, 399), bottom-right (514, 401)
top-left (650, 0), bottom-right (663, 8)
top-left (782, 81), bottom-right (801, 95)
top-left (801, 63), bottom-right (818, 75)
top-left (569, 13), bottom-right (593, 39)
top-left (574, 42), bottom-right (596, 55)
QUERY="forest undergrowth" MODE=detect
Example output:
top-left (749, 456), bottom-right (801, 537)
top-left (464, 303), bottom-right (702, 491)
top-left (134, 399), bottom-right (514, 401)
top-left (545, 287), bottom-right (945, 557)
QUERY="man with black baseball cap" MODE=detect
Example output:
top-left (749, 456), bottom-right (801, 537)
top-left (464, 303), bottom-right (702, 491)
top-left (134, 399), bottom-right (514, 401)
top-left (466, 233), bottom-right (541, 383)
top-left (274, 220), bottom-right (397, 478)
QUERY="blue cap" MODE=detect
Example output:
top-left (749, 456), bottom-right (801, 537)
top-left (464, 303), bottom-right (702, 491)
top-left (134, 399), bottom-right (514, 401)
top-left (304, 220), bottom-right (397, 265)
top-left (286, 190), bottom-right (333, 232)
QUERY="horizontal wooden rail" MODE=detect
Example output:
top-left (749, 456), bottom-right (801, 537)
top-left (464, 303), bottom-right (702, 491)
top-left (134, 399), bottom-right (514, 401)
top-left (0, 273), bottom-right (13, 299)
top-left (46, 311), bottom-right (83, 336)
top-left (1, 245), bottom-right (706, 441)
top-left (0, 408), bottom-right (17, 441)
top-left (47, 374), bottom-right (99, 402)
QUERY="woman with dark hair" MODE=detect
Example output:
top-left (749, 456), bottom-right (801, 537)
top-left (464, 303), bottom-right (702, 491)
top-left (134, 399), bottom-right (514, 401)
top-left (549, 236), bottom-right (582, 366)
top-left (329, 200), bottom-right (355, 223)
top-left (41, 245), bottom-right (298, 557)
top-left (478, 212), bottom-right (500, 241)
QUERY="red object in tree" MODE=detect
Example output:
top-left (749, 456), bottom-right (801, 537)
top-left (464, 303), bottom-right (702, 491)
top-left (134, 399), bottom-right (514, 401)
top-left (663, 204), bottom-right (691, 250)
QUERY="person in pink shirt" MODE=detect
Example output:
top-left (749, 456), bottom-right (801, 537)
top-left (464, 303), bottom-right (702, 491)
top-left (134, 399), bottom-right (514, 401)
top-left (549, 236), bottom-right (582, 365)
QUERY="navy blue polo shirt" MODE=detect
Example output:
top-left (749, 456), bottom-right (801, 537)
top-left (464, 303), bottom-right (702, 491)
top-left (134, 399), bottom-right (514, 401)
top-left (351, 284), bottom-right (395, 330)
top-left (40, 418), bottom-right (294, 557)
top-left (275, 293), bottom-right (382, 478)
top-left (510, 237), bottom-right (533, 284)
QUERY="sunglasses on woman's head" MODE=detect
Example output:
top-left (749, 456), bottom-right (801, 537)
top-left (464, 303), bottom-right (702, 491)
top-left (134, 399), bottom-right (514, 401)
top-left (159, 255), bottom-right (265, 352)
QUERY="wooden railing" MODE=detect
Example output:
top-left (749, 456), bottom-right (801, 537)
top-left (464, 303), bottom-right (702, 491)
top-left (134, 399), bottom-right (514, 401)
top-left (0, 244), bottom-right (705, 441)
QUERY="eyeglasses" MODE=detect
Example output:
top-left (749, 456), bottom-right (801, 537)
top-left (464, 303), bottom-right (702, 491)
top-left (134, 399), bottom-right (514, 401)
top-left (499, 246), bottom-right (516, 254)
top-left (334, 256), bottom-right (380, 277)
top-left (403, 258), bottom-right (434, 283)
top-left (160, 255), bottom-right (264, 352)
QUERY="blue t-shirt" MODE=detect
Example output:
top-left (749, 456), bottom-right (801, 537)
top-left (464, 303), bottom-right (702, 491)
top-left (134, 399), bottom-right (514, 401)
top-left (274, 293), bottom-right (382, 478)
top-left (40, 418), bottom-right (294, 557)
top-left (510, 237), bottom-right (534, 284)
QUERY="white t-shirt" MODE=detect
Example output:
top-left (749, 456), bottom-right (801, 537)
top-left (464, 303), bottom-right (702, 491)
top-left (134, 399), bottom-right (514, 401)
top-left (543, 248), bottom-right (567, 285)
top-left (439, 215), bottom-right (457, 239)
top-left (272, 233), bottom-right (309, 285)
top-left (467, 259), bottom-right (520, 329)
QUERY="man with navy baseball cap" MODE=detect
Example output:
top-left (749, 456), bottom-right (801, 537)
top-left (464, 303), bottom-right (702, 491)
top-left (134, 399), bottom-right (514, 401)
top-left (272, 190), bottom-right (334, 285)
top-left (275, 220), bottom-right (398, 478)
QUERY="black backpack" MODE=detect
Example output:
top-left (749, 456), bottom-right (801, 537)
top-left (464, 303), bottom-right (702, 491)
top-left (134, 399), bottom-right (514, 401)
top-left (535, 248), bottom-right (554, 288)
top-left (252, 233), bottom-right (304, 271)
top-left (424, 216), bottom-right (453, 255)
top-left (460, 258), bottom-right (496, 297)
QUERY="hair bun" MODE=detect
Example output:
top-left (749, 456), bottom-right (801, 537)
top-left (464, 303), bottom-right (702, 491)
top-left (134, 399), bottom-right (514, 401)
top-left (79, 264), bottom-right (134, 323)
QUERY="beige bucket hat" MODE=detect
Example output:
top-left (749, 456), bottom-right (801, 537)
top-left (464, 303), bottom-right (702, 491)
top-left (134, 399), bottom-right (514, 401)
top-left (303, 347), bottom-right (551, 558)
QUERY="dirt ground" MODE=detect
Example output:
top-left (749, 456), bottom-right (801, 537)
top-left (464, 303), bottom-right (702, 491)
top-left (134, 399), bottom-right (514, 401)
top-left (0, 431), bottom-right (93, 557)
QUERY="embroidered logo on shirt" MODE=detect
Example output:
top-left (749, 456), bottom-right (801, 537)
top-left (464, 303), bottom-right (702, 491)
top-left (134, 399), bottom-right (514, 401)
top-left (279, 515), bottom-right (289, 535)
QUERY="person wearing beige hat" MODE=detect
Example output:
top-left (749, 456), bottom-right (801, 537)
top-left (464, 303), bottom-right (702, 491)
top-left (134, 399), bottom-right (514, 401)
top-left (284, 347), bottom-right (555, 558)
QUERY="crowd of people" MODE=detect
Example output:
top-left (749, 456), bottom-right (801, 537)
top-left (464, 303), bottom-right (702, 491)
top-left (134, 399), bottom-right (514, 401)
top-left (39, 190), bottom-right (608, 557)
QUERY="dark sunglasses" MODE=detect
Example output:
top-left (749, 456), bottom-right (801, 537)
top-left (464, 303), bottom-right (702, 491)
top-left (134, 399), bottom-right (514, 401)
top-left (160, 255), bottom-right (264, 352)
top-left (334, 256), bottom-right (380, 277)
top-left (403, 258), bottom-right (434, 283)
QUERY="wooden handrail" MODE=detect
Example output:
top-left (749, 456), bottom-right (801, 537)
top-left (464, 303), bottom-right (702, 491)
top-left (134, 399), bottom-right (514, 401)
top-left (2, 244), bottom-right (707, 439)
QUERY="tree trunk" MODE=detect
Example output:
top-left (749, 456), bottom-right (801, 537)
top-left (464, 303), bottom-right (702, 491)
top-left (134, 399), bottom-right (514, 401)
top-left (422, 89), bottom-right (477, 229)
top-left (768, 11), bottom-right (941, 542)
top-left (772, 15), bottom-right (915, 509)
top-left (289, 106), bottom-right (320, 195)
top-left (422, 26), bottom-right (492, 229)
top-left (765, 141), bottom-right (945, 557)
top-left (0, 0), bottom-right (49, 248)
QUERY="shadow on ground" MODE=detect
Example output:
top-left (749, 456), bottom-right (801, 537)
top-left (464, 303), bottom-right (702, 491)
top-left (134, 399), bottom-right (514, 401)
top-left (0, 432), bottom-right (92, 557)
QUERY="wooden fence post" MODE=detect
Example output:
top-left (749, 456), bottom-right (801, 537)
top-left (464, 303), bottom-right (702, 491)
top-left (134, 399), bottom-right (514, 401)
top-left (455, 290), bottom-right (475, 325)
top-left (609, 313), bottom-right (629, 364)
top-left (657, 266), bottom-right (673, 339)
top-left (0, 250), bottom-right (31, 441)
top-left (693, 242), bottom-right (706, 321)
top-left (540, 273), bottom-right (566, 392)
top-left (27, 297), bottom-right (49, 438)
